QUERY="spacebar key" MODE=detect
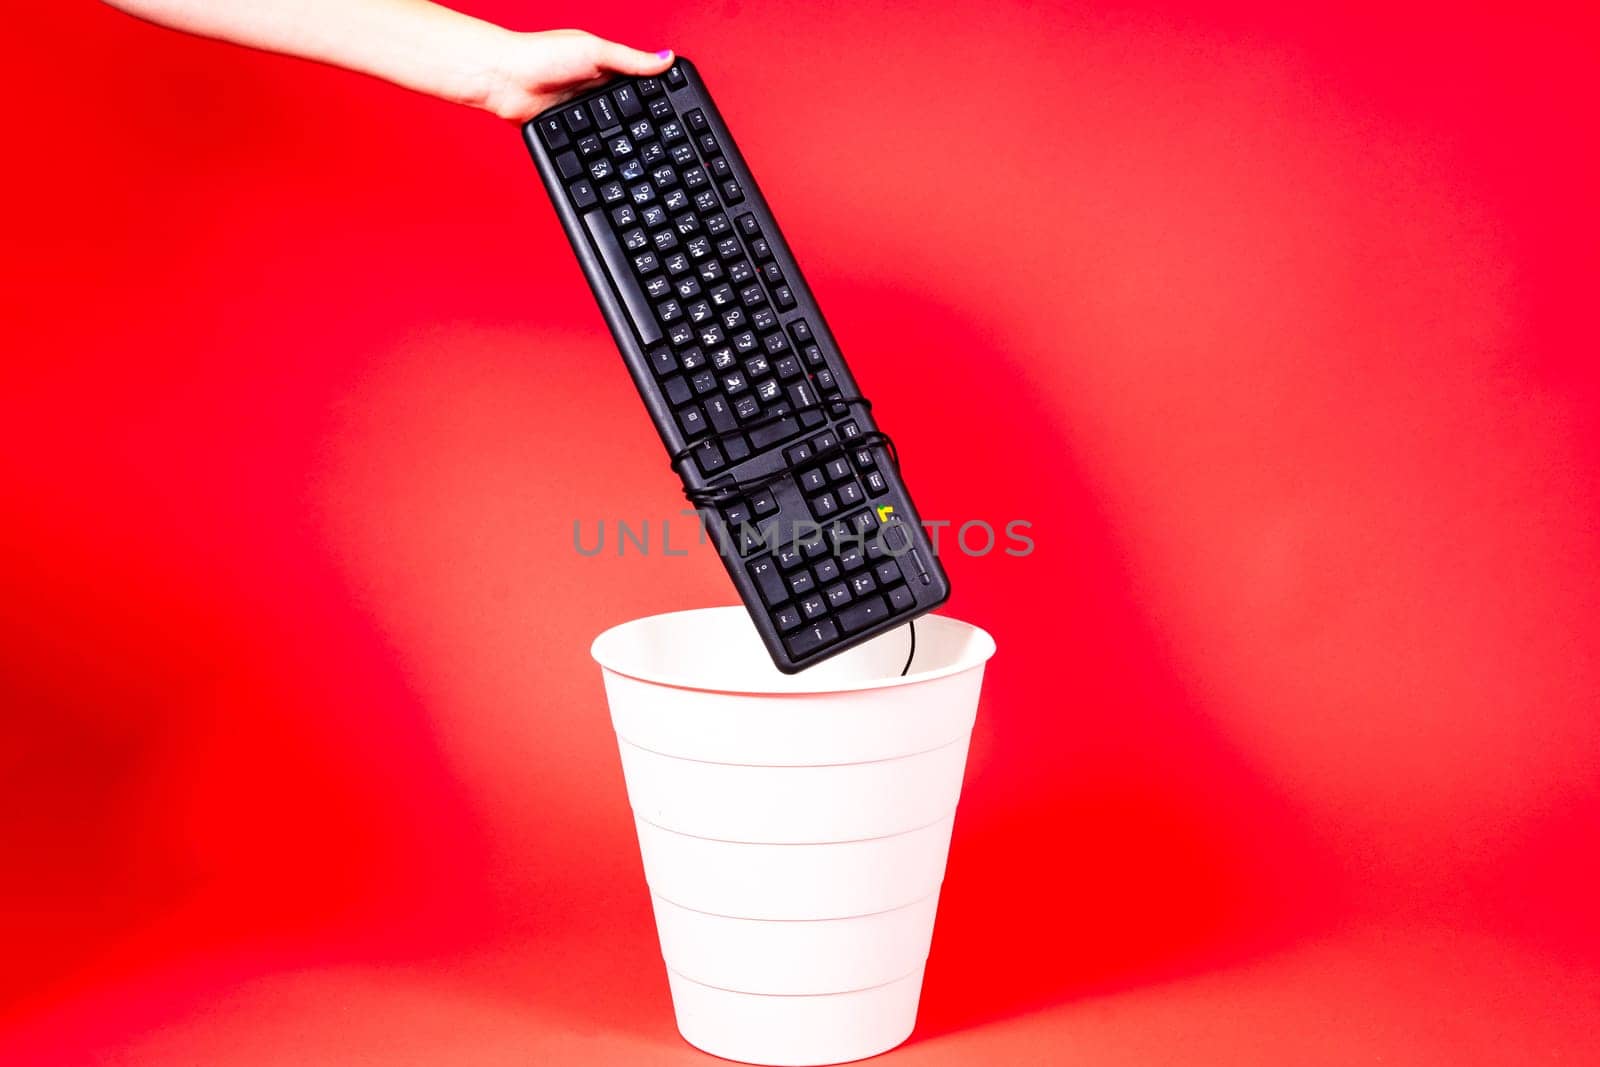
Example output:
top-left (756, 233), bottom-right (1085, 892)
top-left (583, 209), bottom-right (661, 345)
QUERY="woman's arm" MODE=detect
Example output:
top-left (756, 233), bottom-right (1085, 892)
top-left (102, 0), bottom-right (673, 122)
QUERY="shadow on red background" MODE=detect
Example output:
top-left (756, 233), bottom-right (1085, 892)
top-left (2, 1), bottom-right (1597, 1063)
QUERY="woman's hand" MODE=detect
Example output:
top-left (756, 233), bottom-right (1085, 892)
top-left (102, 1), bottom-right (672, 124)
top-left (480, 30), bottom-right (673, 122)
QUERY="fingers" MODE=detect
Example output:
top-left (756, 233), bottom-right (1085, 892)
top-left (590, 38), bottom-right (674, 76)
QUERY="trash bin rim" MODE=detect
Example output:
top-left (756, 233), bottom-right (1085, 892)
top-left (591, 605), bottom-right (995, 696)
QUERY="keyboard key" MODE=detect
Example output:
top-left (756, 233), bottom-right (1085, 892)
top-left (811, 492), bottom-right (838, 518)
top-left (865, 470), bottom-right (889, 496)
top-left (875, 559), bottom-right (903, 586)
top-left (649, 96), bottom-right (673, 119)
top-left (786, 442), bottom-right (814, 466)
top-left (570, 179), bottom-right (597, 208)
top-left (837, 595), bottom-right (889, 634)
top-left (786, 618), bottom-right (839, 658)
top-left (664, 64), bottom-right (688, 90)
top-left (663, 375), bottom-right (691, 405)
top-left (774, 604), bottom-right (802, 632)
top-left (613, 84), bottom-right (642, 118)
top-left (848, 572), bottom-right (877, 598)
top-left (577, 134), bottom-right (604, 157)
top-left (695, 440), bottom-right (725, 473)
top-left (589, 94), bottom-right (618, 129)
top-left (563, 103), bottom-right (593, 133)
top-left (537, 115), bottom-right (569, 149)
top-left (748, 488), bottom-right (778, 517)
top-left (638, 77), bottom-right (663, 96)
top-left (799, 467), bottom-right (826, 493)
top-left (798, 593), bottom-right (827, 620)
top-left (790, 318), bottom-right (814, 344)
top-left (677, 405), bottom-right (706, 437)
top-left (582, 207), bottom-right (657, 341)
top-left (647, 345), bottom-right (676, 375)
top-left (837, 481), bottom-right (864, 507)
top-left (555, 151), bottom-right (583, 179)
top-left (787, 571), bottom-right (816, 597)
top-left (685, 108), bottom-right (709, 132)
top-left (825, 457), bottom-right (851, 481)
top-left (823, 583), bottom-right (852, 609)
top-left (722, 179), bottom-right (744, 203)
top-left (887, 585), bottom-right (915, 613)
top-left (725, 435), bottom-right (752, 463)
top-left (749, 558), bottom-right (786, 606)
top-left (706, 395), bottom-right (737, 433)
top-left (787, 380), bottom-right (818, 410)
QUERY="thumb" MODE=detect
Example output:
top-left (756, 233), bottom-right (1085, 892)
top-left (593, 40), bottom-right (675, 76)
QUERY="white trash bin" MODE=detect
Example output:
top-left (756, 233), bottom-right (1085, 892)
top-left (591, 606), bottom-right (996, 1066)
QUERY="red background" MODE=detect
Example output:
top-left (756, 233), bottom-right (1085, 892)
top-left (3, 2), bottom-right (1598, 1063)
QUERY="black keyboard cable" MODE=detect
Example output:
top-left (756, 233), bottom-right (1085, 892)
top-left (667, 393), bottom-right (917, 676)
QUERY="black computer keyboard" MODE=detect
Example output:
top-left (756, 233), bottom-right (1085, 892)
top-left (522, 58), bottom-right (950, 672)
